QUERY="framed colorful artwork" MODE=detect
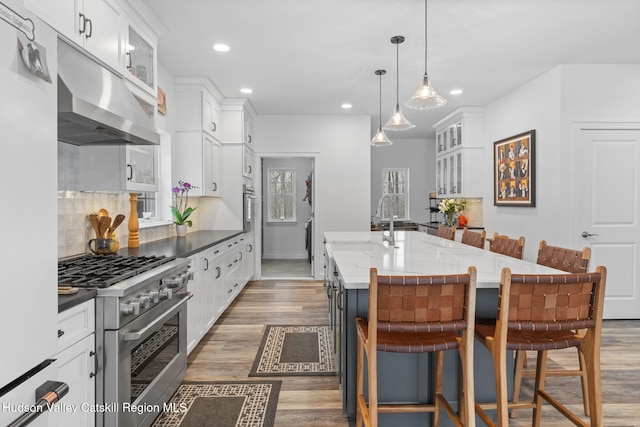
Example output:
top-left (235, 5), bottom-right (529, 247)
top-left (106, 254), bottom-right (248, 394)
top-left (493, 130), bottom-right (535, 207)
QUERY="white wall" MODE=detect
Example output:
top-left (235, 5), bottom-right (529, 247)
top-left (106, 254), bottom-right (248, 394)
top-left (483, 64), bottom-right (640, 261)
top-left (262, 157), bottom-right (313, 259)
top-left (370, 138), bottom-right (435, 223)
top-left (254, 115), bottom-right (371, 277)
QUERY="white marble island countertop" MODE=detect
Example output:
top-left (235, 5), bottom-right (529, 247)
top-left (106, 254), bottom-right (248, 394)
top-left (325, 231), bottom-right (564, 290)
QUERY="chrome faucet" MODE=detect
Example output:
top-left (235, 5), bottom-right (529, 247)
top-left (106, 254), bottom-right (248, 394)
top-left (374, 194), bottom-right (397, 247)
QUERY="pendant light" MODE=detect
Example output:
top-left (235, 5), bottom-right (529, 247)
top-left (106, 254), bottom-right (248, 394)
top-left (371, 70), bottom-right (393, 146)
top-left (406, 0), bottom-right (447, 110)
top-left (383, 36), bottom-right (415, 131)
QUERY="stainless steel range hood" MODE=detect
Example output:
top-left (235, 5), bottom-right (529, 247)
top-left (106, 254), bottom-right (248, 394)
top-left (57, 41), bottom-right (160, 146)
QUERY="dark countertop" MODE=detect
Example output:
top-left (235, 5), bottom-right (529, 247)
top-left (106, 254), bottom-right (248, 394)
top-left (58, 288), bottom-right (97, 313)
top-left (58, 230), bottom-right (244, 313)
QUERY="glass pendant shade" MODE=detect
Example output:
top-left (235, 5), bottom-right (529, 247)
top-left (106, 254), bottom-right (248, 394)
top-left (406, 0), bottom-right (446, 110)
top-left (384, 104), bottom-right (415, 131)
top-left (371, 125), bottom-right (392, 146)
top-left (406, 74), bottom-right (447, 109)
top-left (383, 35), bottom-right (414, 132)
top-left (371, 69), bottom-right (393, 146)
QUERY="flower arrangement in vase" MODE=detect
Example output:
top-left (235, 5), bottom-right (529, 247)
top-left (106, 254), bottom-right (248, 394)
top-left (438, 198), bottom-right (466, 227)
top-left (171, 180), bottom-right (198, 236)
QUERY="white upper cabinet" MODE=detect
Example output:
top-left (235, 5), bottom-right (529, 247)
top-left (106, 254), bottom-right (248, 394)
top-left (175, 81), bottom-right (223, 140)
top-left (221, 101), bottom-right (255, 146)
top-left (26, 0), bottom-right (123, 71)
top-left (124, 22), bottom-right (156, 94)
top-left (433, 107), bottom-right (485, 198)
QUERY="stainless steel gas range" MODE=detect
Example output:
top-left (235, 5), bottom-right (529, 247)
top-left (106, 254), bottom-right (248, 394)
top-left (58, 254), bottom-right (193, 427)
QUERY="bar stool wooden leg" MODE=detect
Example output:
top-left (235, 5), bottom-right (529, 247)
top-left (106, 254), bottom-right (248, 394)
top-left (532, 350), bottom-right (548, 427)
top-left (494, 345), bottom-right (509, 426)
top-left (459, 338), bottom-right (474, 427)
top-left (578, 349), bottom-right (591, 416)
top-left (511, 350), bottom-right (526, 418)
top-left (434, 351), bottom-right (443, 426)
top-left (582, 337), bottom-right (603, 426)
top-left (356, 336), bottom-right (364, 427)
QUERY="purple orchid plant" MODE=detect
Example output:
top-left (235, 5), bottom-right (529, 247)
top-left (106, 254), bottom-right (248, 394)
top-left (171, 180), bottom-right (199, 226)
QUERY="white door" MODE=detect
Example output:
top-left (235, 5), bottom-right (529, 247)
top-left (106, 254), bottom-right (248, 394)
top-left (576, 125), bottom-right (640, 319)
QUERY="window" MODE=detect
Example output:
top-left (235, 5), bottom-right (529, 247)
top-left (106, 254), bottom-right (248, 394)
top-left (137, 192), bottom-right (156, 220)
top-left (268, 168), bottom-right (296, 222)
top-left (381, 168), bottom-right (409, 220)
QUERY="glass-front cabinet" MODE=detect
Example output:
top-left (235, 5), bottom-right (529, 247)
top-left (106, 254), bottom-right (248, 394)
top-left (126, 24), bottom-right (155, 93)
top-left (433, 107), bottom-right (485, 198)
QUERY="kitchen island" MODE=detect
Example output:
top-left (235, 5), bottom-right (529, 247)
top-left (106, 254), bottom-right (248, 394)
top-left (324, 231), bottom-right (563, 426)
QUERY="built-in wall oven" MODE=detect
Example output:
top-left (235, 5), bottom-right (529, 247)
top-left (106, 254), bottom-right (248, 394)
top-left (58, 254), bottom-right (193, 427)
top-left (243, 184), bottom-right (256, 232)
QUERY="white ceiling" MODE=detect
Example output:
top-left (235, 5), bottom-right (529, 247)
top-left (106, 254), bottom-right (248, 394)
top-left (146, 0), bottom-right (640, 139)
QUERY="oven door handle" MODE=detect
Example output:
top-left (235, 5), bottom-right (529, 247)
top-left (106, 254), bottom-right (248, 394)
top-left (124, 293), bottom-right (192, 342)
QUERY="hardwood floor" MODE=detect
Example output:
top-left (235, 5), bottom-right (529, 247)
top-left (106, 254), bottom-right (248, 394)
top-left (184, 280), bottom-right (640, 427)
top-left (261, 259), bottom-right (313, 279)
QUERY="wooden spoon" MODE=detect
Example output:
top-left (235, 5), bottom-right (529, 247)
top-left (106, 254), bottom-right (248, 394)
top-left (109, 214), bottom-right (126, 235)
top-left (99, 216), bottom-right (111, 238)
top-left (89, 214), bottom-right (101, 238)
top-left (98, 208), bottom-right (109, 220)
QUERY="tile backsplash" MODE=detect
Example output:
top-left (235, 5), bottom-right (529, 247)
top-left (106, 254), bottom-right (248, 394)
top-left (58, 142), bottom-right (200, 258)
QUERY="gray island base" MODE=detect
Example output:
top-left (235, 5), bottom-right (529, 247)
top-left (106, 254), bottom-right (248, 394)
top-left (324, 231), bottom-right (562, 426)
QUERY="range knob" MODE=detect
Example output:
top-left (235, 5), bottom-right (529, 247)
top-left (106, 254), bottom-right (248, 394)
top-left (122, 301), bottom-right (140, 316)
top-left (162, 277), bottom-right (181, 288)
top-left (140, 295), bottom-right (151, 308)
top-left (149, 291), bottom-right (160, 304)
top-left (159, 288), bottom-right (173, 301)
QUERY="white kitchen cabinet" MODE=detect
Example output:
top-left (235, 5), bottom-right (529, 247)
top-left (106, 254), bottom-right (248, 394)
top-left (79, 144), bottom-right (158, 192)
top-left (242, 236), bottom-right (255, 283)
top-left (124, 22), bottom-right (156, 95)
top-left (221, 103), bottom-right (254, 145)
top-left (186, 254), bottom-right (202, 354)
top-left (26, 0), bottom-right (123, 71)
top-left (53, 300), bottom-right (96, 427)
top-left (242, 145), bottom-right (255, 179)
top-left (203, 243), bottom-right (225, 328)
top-left (173, 132), bottom-right (222, 197)
top-left (175, 83), bottom-right (223, 140)
top-left (433, 107), bottom-right (485, 198)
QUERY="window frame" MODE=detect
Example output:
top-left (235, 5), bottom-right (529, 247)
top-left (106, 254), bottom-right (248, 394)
top-left (267, 168), bottom-right (297, 223)
top-left (381, 168), bottom-right (409, 221)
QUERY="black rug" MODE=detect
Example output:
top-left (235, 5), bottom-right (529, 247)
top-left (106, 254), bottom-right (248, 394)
top-left (249, 325), bottom-right (336, 377)
top-left (151, 381), bottom-right (281, 427)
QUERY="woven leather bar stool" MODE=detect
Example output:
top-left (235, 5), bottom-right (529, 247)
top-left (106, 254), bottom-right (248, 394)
top-left (474, 266), bottom-right (607, 426)
top-left (438, 223), bottom-right (456, 241)
top-left (356, 267), bottom-right (477, 427)
top-left (512, 240), bottom-right (592, 418)
top-left (461, 228), bottom-right (486, 249)
top-left (487, 232), bottom-right (525, 260)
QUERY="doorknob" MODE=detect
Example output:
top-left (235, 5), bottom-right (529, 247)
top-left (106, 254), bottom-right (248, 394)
top-left (581, 231), bottom-right (599, 238)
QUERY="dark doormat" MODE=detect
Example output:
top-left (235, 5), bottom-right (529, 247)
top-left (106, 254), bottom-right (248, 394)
top-left (151, 380), bottom-right (281, 427)
top-left (249, 325), bottom-right (336, 376)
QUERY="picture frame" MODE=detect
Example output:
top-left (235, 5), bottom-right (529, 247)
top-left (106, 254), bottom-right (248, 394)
top-left (493, 130), bottom-right (535, 207)
top-left (157, 86), bottom-right (167, 115)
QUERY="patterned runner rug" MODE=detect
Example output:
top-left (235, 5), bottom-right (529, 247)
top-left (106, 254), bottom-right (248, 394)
top-left (152, 381), bottom-right (281, 427)
top-left (249, 325), bottom-right (336, 376)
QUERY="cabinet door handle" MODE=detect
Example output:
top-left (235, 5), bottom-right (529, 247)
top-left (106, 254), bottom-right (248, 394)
top-left (212, 122), bottom-right (216, 132)
top-left (247, 135), bottom-right (252, 143)
top-left (85, 17), bottom-right (92, 38)
top-left (239, 252), bottom-right (243, 261)
top-left (78, 13), bottom-right (86, 35)
top-left (215, 266), bottom-right (221, 279)
top-left (212, 182), bottom-right (217, 192)
top-left (204, 258), bottom-right (209, 271)
top-left (248, 244), bottom-right (253, 253)
top-left (248, 165), bottom-right (252, 173)
top-left (127, 164), bottom-right (133, 181)
top-left (89, 351), bottom-right (97, 378)
top-left (126, 52), bottom-right (132, 69)
top-left (58, 329), bottom-right (64, 338)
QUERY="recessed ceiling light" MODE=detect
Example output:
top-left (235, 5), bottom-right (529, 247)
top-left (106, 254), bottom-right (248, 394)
top-left (450, 89), bottom-right (463, 95)
top-left (341, 103), bottom-right (353, 109)
top-left (213, 44), bottom-right (230, 52)
top-left (240, 88), bottom-right (253, 94)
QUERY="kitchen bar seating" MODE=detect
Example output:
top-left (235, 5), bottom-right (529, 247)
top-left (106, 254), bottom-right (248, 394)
top-left (474, 266), bottom-right (607, 426)
top-left (437, 223), bottom-right (456, 241)
top-left (461, 228), bottom-right (486, 249)
top-left (487, 232), bottom-right (525, 260)
top-left (356, 267), bottom-right (477, 427)
top-left (512, 240), bottom-right (592, 417)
